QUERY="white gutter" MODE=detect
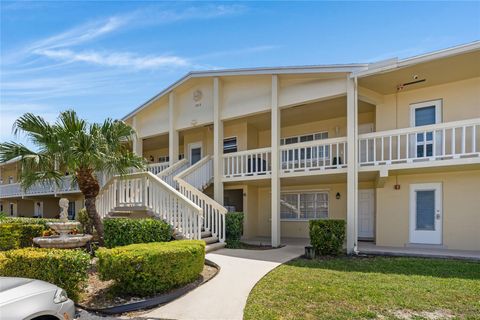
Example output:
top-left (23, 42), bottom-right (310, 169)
top-left (352, 40), bottom-right (480, 78)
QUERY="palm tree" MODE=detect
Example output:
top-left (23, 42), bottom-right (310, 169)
top-left (0, 110), bottom-right (145, 245)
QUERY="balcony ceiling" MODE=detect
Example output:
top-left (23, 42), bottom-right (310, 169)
top-left (281, 97), bottom-right (374, 127)
top-left (143, 133), bottom-right (169, 151)
top-left (359, 50), bottom-right (480, 95)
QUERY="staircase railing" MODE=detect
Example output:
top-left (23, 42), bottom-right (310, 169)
top-left (147, 162), bottom-right (170, 175)
top-left (96, 171), bottom-right (203, 240)
top-left (158, 159), bottom-right (189, 188)
top-left (178, 156), bottom-right (213, 190)
top-left (175, 155), bottom-right (226, 242)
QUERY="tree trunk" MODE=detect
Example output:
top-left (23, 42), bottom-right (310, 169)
top-left (84, 197), bottom-right (104, 246)
top-left (76, 168), bottom-right (104, 246)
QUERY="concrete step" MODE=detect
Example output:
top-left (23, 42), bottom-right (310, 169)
top-left (201, 230), bottom-right (212, 238)
top-left (206, 242), bottom-right (226, 253)
top-left (203, 236), bottom-right (219, 245)
top-left (114, 206), bottom-right (149, 212)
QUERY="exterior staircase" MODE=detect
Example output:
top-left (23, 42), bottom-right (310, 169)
top-left (96, 155), bottom-right (227, 252)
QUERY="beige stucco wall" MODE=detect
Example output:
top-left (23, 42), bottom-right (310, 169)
top-left (376, 77), bottom-right (480, 131)
top-left (182, 127), bottom-right (214, 157)
top-left (376, 169), bottom-right (480, 251)
top-left (135, 98), bottom-right (169, 139)
top-left (221, 76), bottom-right (272, 120)
top-left (175, 80), bottom-right (214, 130)
top-left (279, 77), bottom-right (347, 108)
top-left (0, 164), bottom-right (19, 184)
top-left (1, 195), bottom-right (84, 218)
top-left (253, 183), bottom-right (348, 239)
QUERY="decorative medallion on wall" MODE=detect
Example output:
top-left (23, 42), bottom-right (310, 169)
top-left (193, 89), bottom-right (202, 107)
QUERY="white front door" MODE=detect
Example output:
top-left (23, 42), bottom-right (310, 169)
top-left (34, 201), bottom-right (43, 218)
top-left (358, 189), bottom-right (375, 239)
top-left (409, 183), bottom-right (442, 244)
top-left (188, 142), bottom-right (203, 165)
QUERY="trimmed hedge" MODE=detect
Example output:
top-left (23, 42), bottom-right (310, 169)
top-left (0, 223), bottom-right (45, 251)
top-left (0, 248), bottom-right (90, 301)
top-left (225, 212), bottom-right (244, 248)
top-left (103, 218), bottom-right (172, 248)
top-left (0, 217), bottom-right (60, 228)
top-left (309, 219), bottom-right (346, 256)
top-left (97, 240), bottom-right (205, 296)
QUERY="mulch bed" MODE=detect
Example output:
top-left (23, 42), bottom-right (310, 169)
top-left (77, 261), bottom-right (218, 314)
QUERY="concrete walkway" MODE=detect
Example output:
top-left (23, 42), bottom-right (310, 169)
top-left (358, 241), bottom-right (480, 261)
top-left (142, 243), bottom-right (305, 320)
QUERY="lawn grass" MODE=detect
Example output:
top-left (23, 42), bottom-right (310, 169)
top-left (244, 256), bottom-right (480, 320)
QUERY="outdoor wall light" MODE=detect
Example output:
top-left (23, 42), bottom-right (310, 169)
top-left (336, 192), bottom-right (341, 200)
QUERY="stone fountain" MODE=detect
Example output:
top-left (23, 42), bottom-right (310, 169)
top-left (33, 198), bottom-right (93, 249)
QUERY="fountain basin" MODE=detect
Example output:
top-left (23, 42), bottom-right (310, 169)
top-left (47, 221), bottom-right (81, 236)
top-left (33, 234), bottom-right (93, 249)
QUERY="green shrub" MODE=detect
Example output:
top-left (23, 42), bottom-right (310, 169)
top-left (0, 224), bottom-right (21, 251)
top-left (97, 240), bottom-right (205, 296)
top-left (0, 248), bottom-right (90, 301)
top-left (225, 212), bottom-right (244, 248)
top-left (309, 219), bottom-right (346, 256)
top-left (0, 217), bottom-right (60, 228)
top-left (0, 223), bottom-right (45, 250)
top-left (104, 218), bottom-right (172, 248)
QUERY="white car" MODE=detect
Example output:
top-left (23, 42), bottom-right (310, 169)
top-left (0, 277), bottom-right (75, 320)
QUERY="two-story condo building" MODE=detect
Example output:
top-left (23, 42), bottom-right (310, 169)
top-left (2, 42), bottom-right (479, 254)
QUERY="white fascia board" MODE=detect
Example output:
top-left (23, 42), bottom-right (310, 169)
top-left (122, 64), bottom-right (368, 121)
top-left (352, 40), bottom-right (480, 78)
top-left (0, 156), bottom-right (21, 167)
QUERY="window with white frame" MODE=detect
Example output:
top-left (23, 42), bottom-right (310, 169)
top-left (223, 137), bottom-right (238, 154)
top-left (281, 132), bottom-right (329, 163)
top-left (280, 192), bottom-right (328, 220)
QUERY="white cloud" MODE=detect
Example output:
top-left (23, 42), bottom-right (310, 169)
top-left (36, 49), bottom-right (190, 70)
top-left (0, 103), bottom-right (58, 143)
top-left (28, 16), bottom-right (131, 52)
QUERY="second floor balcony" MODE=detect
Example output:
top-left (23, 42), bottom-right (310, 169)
top-left (222, 118), bottom-right (480, 181)
top-left (0, 175), bottom-right (80, 199)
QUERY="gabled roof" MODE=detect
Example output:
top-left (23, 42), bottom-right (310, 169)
top-left (122, 64), bottom-right (368, 121)
top-left (122, 40), bottom-right (480, 121)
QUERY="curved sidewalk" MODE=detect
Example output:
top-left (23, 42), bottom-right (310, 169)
top-left (142, 242), bottom-right (305, 320)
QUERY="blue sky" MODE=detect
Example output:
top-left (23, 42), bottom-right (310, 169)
top-left (1, 1), bottom-right (479, 144)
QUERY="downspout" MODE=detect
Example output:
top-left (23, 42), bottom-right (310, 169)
top-left (354, 75), bottom-right (359, 254)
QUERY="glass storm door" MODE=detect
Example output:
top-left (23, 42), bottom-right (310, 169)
top-left (409, 183), bottom-right (442, 244)
top-left (410, 100), bottom-right (442, 158)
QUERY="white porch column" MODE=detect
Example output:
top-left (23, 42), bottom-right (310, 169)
top-left (271, 74), bottom-right (281, 247)
top-left (168, 92), bottom-right (179, 165)
top-left (131, 116), bottom-right (143, 157)
top-left (213, 77), bottom-right (224, 204)
top-left (346, 76), bottom-right (359, 254)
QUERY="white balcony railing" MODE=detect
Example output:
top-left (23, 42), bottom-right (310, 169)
top-left (223, 147), bottom-right (272, 179)
top-left (358, 118), bottom-right (480, 166)
top-left (0, 175), bottom-right (80, 199)
top-left (280, 137), bottom-right (348, 173)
